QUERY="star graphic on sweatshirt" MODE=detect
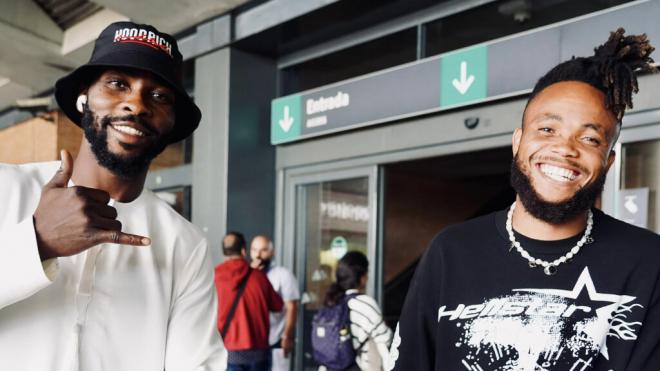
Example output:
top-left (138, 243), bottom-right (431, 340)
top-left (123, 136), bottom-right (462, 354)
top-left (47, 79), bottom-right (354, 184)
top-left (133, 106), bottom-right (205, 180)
top-left (514, 267), bottom-right (642, 359)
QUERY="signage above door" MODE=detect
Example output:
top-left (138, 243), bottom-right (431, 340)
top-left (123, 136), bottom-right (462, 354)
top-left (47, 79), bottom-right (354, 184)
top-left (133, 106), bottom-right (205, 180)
top-left (271, 2), bottom-right (660, 144)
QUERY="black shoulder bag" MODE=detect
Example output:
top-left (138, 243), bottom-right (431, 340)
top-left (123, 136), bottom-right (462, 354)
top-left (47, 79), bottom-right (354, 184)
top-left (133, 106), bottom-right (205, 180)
top-left (220, 268), bottom-right (253, 338)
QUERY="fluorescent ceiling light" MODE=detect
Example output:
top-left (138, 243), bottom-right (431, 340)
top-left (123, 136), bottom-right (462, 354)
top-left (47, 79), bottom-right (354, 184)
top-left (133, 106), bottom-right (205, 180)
top-left (15, 97), bottom-right (52, 108)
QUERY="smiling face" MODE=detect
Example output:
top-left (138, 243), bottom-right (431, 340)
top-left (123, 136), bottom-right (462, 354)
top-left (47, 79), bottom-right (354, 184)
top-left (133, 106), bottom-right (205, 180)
top-left (512, 81), bottom-right (619, 223)
top-left (81, 68), bottom-right (176, 177)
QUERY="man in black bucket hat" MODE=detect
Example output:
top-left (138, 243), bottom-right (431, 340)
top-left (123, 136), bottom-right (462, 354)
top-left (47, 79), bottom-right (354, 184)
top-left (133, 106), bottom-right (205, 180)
top-left (55, 21), bottom-right (201, 145)
top-left (0, 22), bottom-right (226, 370)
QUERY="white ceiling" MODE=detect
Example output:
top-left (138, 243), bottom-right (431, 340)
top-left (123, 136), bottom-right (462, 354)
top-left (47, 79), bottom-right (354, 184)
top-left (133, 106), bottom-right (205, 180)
top-left (0, 0), bottom-right (250, 112)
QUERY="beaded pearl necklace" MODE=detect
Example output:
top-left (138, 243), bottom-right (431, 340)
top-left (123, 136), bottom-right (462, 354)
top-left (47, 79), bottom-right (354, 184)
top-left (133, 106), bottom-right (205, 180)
top-left (506, 202), bottom-right (594, 275)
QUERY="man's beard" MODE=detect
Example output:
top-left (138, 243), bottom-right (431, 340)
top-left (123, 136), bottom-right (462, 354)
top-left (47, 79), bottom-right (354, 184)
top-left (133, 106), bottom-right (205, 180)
top-left (81, 105), bottom-right (168, 178)
top-left (251, 257), bottom-right (272, 271)
top-left (510, 155), bottom-right (606, 224)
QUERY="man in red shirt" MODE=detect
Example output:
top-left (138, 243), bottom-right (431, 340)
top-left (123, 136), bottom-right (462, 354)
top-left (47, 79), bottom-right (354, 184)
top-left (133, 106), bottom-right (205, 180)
top-left (215, 232), bottom-right (283, 371)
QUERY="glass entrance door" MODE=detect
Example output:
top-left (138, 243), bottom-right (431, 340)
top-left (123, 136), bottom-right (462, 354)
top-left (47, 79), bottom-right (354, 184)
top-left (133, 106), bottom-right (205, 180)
top-left (287, 168), bottom-right (378, 371)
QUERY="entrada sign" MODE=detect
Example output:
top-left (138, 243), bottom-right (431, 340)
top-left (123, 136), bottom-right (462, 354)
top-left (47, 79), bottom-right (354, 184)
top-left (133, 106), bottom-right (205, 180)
top-left (271, 2), bottom-right (659, 144)
top-left (271, 37), bottom-right (548, 144)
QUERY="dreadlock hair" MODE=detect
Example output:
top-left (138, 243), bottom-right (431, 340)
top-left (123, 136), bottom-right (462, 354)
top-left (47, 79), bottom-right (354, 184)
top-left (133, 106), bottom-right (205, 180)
top-left (527, 28), bottom-right (656, 123)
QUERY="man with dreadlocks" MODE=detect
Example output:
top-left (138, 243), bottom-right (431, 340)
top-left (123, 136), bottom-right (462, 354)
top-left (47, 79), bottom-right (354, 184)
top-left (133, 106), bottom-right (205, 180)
top-left (388, 29), bottom-right (660, 371)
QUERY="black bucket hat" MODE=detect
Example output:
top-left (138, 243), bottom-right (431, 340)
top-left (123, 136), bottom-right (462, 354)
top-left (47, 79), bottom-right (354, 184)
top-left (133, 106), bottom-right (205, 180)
top-left (55, 21), bottom-right (200, 143)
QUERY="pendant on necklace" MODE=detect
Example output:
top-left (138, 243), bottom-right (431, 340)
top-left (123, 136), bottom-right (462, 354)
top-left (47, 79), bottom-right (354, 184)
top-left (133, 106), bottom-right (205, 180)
top-left (544, 265), bottom-right (557, 276)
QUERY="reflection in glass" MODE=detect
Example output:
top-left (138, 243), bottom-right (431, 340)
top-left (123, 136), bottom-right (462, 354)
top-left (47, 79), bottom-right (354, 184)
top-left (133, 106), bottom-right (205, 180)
top-left (299, 177), bottom-right (369, 370)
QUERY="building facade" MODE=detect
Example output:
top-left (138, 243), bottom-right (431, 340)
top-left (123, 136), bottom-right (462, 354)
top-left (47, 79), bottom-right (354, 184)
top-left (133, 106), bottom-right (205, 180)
top-left (179, 2), bottom-right (660, 369)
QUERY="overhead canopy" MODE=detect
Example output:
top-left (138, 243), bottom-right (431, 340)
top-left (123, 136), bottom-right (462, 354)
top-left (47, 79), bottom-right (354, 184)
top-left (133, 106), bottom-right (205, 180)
top-left (0, 0), bottom-right (249, 112)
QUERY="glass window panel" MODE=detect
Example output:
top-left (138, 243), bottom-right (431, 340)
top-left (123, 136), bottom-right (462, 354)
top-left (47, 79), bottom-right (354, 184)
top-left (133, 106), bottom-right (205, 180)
top-left (620, 139), bottom-right (660, 233)
top-left (281, 28), bottom-right (417, 95)
top-left (149, 137), bottom-right (193, 171)
top-left (425, 0), bottom-right (634, 57)
top-left (182, 58), bottom-right (195, 97)
top-left (298, 177), bottom-right (370, 370)
top-left (150, 59), bottom-right (195, 170)
top-left (154, 186), bottom-right (192, 221)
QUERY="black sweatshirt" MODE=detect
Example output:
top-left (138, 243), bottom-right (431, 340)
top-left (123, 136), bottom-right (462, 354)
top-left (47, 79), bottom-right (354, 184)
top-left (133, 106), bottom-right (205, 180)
top-left (390, 208), bottom-right (660, 371)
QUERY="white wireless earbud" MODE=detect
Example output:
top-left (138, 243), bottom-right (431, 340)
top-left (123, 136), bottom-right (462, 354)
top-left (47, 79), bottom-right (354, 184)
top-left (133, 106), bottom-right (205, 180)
top-left (76, 95), bottom-right (87, 113)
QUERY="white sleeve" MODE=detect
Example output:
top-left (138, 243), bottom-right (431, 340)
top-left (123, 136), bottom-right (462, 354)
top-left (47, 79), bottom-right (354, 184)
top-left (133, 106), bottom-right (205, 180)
top-left (164, 238), bottom-right (227, 370)
top-left (0, 216), bottom-right (59, 309)
top-left (281, 267), bottom-right (300, 302)
top-left (349, 295), bottom-right (393, 366)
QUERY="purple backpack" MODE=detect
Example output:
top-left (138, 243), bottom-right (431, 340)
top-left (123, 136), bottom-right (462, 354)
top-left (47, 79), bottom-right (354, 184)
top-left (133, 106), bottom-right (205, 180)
top-left (311, 293), bottom-right (359, 369)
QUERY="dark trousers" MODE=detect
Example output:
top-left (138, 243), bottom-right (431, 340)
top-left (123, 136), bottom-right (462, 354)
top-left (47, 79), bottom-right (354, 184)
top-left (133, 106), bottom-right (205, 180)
top-left (227, 361), bottom-right (268, 371)
top-left (328, 364), bottom-right (360, 371)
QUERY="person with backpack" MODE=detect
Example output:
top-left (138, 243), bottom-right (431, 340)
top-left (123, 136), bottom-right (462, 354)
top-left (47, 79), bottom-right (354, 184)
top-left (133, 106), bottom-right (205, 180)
top-left (312, 251), bottom-right (393, 371)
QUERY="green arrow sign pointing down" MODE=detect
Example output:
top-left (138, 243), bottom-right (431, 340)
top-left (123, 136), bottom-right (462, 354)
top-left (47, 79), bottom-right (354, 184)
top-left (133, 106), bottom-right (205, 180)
top-left (271, 95), bottom-right (302, 144)
top-left (441, 45), bottom-right (488, 108)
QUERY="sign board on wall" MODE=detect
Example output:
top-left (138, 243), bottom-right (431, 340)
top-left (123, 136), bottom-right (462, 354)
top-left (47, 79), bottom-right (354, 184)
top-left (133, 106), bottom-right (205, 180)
top-left (617, 188), bottom-right (649, 229)
top-left (271, 1), bottom-right (660, 144)
top-left (271, 31), bottom-right (559, 144)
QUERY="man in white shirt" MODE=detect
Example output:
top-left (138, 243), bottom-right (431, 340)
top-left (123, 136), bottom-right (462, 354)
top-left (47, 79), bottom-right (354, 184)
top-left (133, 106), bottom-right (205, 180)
top-left (0, 21), bottom-right (226, 370)
top-left (251, 235), bottom-right (300, 371)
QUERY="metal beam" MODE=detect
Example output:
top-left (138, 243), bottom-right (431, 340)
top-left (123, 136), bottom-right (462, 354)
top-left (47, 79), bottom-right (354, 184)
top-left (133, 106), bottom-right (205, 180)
top-left (178, 16), bottom-right (231, 60)
top-left (0, 0), bottom-right (63, 44)
top-left (0, 108), bottom-right (33, 130)
top-left (234, 0), bottom-right (340, 40)
top-left (92, 0), bottom-right (247, 34)
top-left (192, 48), bottom-right (231, 265)
top-left (0, 19), bottom-right (61, 56)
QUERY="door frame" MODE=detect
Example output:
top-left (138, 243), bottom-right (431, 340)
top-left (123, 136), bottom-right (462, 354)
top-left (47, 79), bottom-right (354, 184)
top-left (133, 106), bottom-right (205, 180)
top-left (282, 165), bottom-right (379, 370)
top-left (602, 109), bottom-right (660, 219)
top-left (276, 130), bottom-right (517, 370)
